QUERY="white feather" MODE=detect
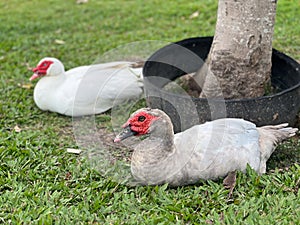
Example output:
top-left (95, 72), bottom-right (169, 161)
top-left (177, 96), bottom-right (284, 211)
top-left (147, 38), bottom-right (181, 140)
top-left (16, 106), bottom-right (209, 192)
top-left (32, 57), bottom-right (143, 116)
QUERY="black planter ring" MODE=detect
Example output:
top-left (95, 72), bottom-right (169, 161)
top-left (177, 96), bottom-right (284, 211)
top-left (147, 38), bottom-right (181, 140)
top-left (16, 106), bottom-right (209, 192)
top-left (143, 37), bottom-right (300, 133)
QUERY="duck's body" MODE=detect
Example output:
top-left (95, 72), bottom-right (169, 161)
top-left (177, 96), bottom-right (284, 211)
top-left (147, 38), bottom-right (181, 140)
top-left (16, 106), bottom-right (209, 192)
top-left (114, 108), bottom-right (298, 186)
top-left (31, 58), bottom-right (143, 116)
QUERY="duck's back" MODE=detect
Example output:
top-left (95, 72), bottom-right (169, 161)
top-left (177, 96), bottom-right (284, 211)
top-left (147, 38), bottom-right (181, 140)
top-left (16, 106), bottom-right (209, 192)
top-left (72, 62), bottom-right (143, 116)
top-left (173, 118), bottom-right (261, 180)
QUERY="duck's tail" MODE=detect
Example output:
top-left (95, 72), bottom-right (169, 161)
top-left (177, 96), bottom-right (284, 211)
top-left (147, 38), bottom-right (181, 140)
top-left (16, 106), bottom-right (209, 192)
top-left (257, 123), bottom-right (298, 173)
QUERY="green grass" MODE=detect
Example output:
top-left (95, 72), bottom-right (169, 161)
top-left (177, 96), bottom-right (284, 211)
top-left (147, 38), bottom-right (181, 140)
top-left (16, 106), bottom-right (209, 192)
top-left (0, 0), bottom-right (299, 224)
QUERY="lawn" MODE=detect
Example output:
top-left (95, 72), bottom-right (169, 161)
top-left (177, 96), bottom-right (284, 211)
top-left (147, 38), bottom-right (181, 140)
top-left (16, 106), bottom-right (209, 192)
top-left (0, 0), bottom-right (300, 224)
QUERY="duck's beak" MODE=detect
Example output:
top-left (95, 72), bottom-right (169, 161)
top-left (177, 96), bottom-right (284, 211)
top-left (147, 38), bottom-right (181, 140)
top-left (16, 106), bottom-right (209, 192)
top-left (29, 73), bottom-right (40, 81)
top-left (114, 125), bottom-right (137, 143)
top-left (30, 67), bottom-right (45, 81)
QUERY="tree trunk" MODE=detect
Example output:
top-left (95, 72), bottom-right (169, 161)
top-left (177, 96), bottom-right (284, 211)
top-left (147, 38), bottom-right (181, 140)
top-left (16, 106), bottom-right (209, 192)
top-left (196, 0), bottom-right (277, 99)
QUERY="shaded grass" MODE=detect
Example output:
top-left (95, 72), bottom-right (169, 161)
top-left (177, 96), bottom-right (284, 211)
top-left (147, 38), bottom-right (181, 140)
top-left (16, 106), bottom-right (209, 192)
top-left (0, 0), bottom-right (299, 224)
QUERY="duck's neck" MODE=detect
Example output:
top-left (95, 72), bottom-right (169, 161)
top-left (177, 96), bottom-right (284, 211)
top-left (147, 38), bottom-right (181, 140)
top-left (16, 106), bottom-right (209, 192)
top-left (133, 116), bottom-right (176, 163)
top-left (34, 71), bottom-right (66, 103)
top-left (131, 130), bottom-right (180, 185)
top-left (38, 72), bottom-right (66, 88)
top-left (133, 136), bottom-right (175, 164)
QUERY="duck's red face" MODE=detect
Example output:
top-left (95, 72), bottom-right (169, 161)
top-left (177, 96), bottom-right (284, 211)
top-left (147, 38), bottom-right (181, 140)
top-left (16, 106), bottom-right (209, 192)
top-left (114, 110), bottom-right (159, 142)
top-left (30, 60), bottom-right (54, 81)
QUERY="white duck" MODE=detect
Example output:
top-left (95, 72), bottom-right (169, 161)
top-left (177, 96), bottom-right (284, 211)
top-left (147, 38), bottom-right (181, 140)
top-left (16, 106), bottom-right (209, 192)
top-left (30, 57), bottom-right (143, 116)
top-left (114, 108), bottom-right (298, 186)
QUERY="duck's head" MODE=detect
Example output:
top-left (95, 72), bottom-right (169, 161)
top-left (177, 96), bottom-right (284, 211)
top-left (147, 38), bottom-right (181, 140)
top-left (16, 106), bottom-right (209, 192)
top-left (114, 108), bottom-right (173, 142)
top-left (30, 57), bottom-right (65, 81)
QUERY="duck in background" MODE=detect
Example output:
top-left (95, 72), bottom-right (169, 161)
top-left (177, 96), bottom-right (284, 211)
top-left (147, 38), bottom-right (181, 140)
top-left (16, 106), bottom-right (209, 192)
top-left (30, 57), bottom-right (144, 116)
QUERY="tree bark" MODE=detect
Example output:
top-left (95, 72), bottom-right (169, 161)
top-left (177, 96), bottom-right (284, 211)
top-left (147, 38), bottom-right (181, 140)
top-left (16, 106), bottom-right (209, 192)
top-left (196, 0), bottom-right (277, 99)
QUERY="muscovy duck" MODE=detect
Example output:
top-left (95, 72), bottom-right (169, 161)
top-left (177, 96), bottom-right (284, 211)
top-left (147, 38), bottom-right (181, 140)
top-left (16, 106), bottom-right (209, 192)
top-left (30, 57), bottom-right (143, 116)
top-left (114, 108), bottom-right (298, 186)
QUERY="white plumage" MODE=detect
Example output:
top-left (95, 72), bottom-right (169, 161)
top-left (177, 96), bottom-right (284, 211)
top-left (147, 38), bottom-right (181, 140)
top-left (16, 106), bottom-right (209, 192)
top-left (30, 57), bottom-right (143, 116)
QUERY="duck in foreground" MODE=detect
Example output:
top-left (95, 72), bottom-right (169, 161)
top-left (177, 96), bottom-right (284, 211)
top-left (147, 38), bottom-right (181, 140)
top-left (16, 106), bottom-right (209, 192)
top-left (30, 57), bottom-right (143, 116)
top-left (114, 108), bottom-right (298, 186)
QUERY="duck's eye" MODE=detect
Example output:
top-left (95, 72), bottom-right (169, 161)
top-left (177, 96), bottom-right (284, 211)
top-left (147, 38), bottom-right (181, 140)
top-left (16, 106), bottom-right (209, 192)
top-left (138, 115), bottom-right (146, 122)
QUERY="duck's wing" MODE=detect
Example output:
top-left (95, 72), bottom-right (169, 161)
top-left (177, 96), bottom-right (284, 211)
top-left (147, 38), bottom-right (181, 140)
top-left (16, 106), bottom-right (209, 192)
top-left (69, 62), bottom-right (143, 116)
top-left (174, 118), bottom-right (261, 179)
